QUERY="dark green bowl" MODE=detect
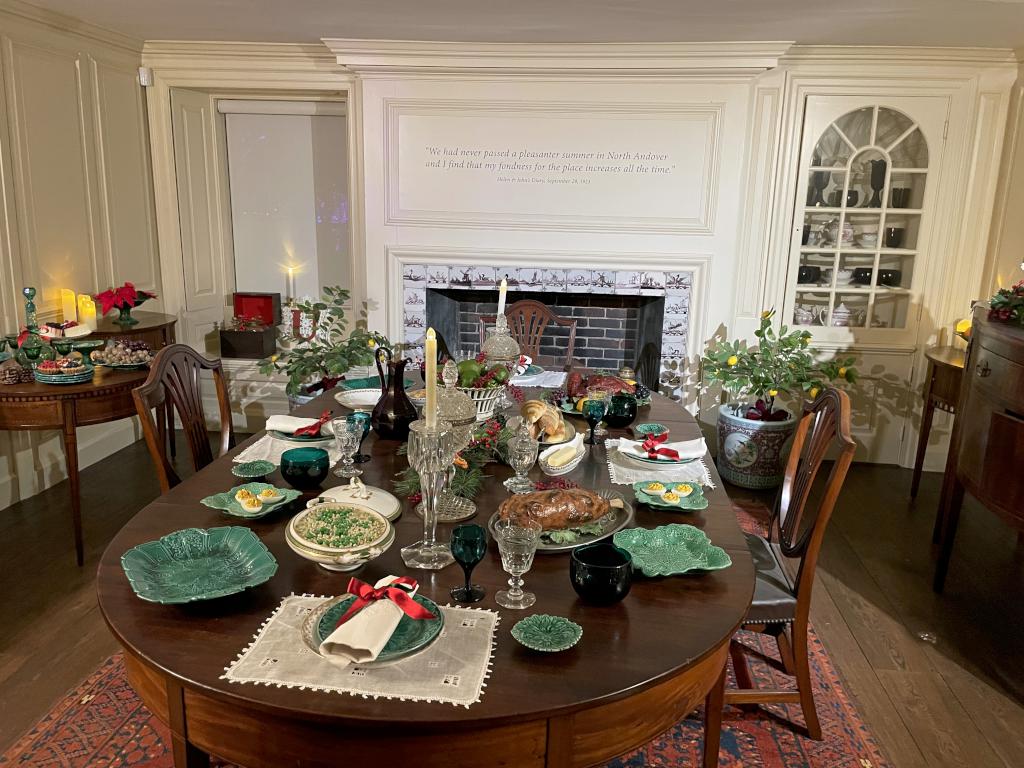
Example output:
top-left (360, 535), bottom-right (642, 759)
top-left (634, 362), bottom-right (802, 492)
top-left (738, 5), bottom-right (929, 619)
top-left (603, 393), bottom-right (638, 429)
top-left (280, 447), bottom-right (330, 490)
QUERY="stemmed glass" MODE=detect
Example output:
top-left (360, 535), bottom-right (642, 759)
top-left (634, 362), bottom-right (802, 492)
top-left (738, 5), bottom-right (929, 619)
top-left (331, 418), bottom-right (362, 477)
top-left (494, 517), bottom-right (542, 609)
top-left (402, 418), bottom-right (458, 570)
top-left (583, 395), bottom-right (609, 445)
top-left (347, 411), bottom-right (372, 463)
top-left (449, 524), bottom-right (488, 603)
top-left (503, 424), bottom-right (538, 494)
top-left (587, 387), bottom-right (611, 441)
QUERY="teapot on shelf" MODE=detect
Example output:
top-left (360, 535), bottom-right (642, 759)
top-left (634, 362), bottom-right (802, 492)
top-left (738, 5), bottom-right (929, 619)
top-left (817, 302), bottom-right (866, 328)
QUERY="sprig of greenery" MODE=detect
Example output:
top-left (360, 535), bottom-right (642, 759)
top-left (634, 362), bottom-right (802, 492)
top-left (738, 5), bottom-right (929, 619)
top-left (988, 280), bottom-right (1024, 326)
top-left (257, 286), bottom-right (390, 396)
top-left (701, 309), bottom-right (856, 416)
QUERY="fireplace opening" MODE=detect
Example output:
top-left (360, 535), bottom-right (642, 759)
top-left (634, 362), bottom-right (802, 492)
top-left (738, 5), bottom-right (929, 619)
top-left (425, 289), bottom-right (664, 371)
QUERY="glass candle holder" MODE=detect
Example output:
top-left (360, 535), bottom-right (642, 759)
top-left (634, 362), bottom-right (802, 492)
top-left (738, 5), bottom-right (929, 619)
top-left (401, 418), bottom-right (458, 570)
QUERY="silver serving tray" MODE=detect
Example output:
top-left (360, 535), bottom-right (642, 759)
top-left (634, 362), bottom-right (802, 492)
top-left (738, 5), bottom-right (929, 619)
top-left (488, 489), bottom-right (633, 553)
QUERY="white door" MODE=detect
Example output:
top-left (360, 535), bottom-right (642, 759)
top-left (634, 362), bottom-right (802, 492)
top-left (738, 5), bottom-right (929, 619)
top-left (169, 88), bottom-right (234, 351)
top-left (785, 95), bottom-right (951, 463)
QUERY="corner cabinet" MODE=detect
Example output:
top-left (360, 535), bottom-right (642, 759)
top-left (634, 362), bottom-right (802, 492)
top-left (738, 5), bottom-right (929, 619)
top-left (785, 96), bottom-right (950, 348)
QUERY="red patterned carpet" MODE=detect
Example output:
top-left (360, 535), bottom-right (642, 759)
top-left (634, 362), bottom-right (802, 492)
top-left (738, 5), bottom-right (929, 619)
top-left (0, 501), bottom-right (890, 768)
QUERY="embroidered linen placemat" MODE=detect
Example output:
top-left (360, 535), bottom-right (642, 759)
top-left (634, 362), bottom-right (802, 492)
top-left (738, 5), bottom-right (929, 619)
top-left (222, 595), bottom-right (499, 708)
top-left (604, 438), bottom-right (715, 489)
top-left (233, 435), bottom-right (341, 466)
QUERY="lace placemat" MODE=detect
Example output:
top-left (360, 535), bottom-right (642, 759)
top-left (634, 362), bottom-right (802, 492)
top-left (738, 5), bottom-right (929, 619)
top-left (222, 595), bottom-right (499, 708)
top-left (510, 371), bottom-right (566, 388)
top-left (605, 438), bottom-right (715, 489)
top-left (233, 435), bottom-right (341, 466)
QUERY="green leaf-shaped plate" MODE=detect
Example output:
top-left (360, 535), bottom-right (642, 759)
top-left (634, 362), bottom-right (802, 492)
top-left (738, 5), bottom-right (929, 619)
top-left (313, 594), bottom-right (444, 664)
top-left (121, 526), bottom-right (278, 603)
top-left (613, 524), bottom-right (732, 577)
top-left (201, 482), bottom-right (300, 518)
top-left (511, 614), bottom-right (582, 652)
top-left (231, 460), bottom-right (277, 480)
top-left (632, 482), bottom-right (708, 512)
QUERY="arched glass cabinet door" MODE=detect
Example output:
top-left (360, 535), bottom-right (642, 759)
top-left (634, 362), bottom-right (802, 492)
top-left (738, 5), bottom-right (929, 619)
top-left (794, 105), bottom-right (928, 333)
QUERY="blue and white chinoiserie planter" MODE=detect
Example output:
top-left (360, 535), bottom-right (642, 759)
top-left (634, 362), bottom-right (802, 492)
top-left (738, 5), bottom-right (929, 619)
top-left (716, 405), bottom-right (797, 490)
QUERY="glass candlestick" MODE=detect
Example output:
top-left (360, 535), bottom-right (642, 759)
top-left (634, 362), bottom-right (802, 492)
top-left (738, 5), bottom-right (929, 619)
top-left (402, 418), bottom-right (458, 570)
top-left (435, 360), bottom-right (478, 521)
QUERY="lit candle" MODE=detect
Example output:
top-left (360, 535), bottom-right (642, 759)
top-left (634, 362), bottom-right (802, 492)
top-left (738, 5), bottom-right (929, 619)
top-left (60, 289), bottom-right (77, 323)
top-left (285, 266), bottom-right (297, 303)
top-left (497, 277), bottom-right (507, 316)
top-left (80, 299), bottom-right (97, 331)
top-left (425, 328), bottom-right (438, 429)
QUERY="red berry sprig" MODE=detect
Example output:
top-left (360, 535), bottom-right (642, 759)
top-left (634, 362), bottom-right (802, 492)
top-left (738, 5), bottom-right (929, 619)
top-left (533, 478), bottom-right (580, 491)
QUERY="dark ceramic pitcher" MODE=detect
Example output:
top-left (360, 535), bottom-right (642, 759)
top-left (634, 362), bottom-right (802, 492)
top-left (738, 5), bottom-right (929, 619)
top-left (371, 346), bottom-right (417, 440)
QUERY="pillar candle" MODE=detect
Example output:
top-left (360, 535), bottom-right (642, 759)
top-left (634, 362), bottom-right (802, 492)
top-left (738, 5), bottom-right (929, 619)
top-left (80, 299), bottom-right (97, 331)
top-left (60, 289), bottom-right (77, 323)
top-left (497, 277), bottom-right (507, 316)
top-left (285, 266), bottom-right (297, 303)
top-left (425, 328), bottom-right (437, 429)
top-left (78, 293), bottom-right (91, 320)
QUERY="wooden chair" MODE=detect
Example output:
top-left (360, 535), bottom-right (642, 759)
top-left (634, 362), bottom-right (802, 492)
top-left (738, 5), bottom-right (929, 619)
top-left (634, 341), bottom-right (661, 391)
top-left (133, 344), bottom-right (235, 493)
top-left (479, 299), bottom-right (577, 370)
top-left (718, 388), bottom-right (856, 741)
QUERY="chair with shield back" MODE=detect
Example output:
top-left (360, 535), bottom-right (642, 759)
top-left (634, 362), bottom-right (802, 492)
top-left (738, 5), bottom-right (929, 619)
top-left (479, 299), bottom-right (577, 371)
top-left (634, 341), bottom-right (661, 391)
top-left (133, 344), bottom-right (235, 493)
top-left (716, 388), bottom-right (855, 741)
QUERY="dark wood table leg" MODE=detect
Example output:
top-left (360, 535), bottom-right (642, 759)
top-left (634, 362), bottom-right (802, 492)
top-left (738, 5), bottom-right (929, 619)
top-left (933, 478), bottom-right (965, 592)
top-left (168, 680), bottom-right (209, 768)
top-left (545, 714), bottom-right (573, 768)
top-left (61, 403), bottom-right (84, 566)
top-left (703, 660), bottom-right (727, 768)
top-left (911, 363), bottom-right (936, 499)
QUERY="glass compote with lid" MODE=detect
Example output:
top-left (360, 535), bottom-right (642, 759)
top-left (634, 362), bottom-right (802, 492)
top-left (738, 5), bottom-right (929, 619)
top-left (482, 314), bottom-right (520, 412)
top-left (432, 360), bottom-right (479, 522)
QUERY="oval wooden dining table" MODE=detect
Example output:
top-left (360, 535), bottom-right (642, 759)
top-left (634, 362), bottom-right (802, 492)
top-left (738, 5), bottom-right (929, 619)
top-left (97, 391), bottom-right (755, 768)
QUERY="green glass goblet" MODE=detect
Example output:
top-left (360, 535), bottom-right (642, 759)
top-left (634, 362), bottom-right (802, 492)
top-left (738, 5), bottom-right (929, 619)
top-left (583, 398), bottom-right (608, 445)
top-left (449, 523), bottom-right (488, 603)
top-left (347, 411), bottom-right (372, 463)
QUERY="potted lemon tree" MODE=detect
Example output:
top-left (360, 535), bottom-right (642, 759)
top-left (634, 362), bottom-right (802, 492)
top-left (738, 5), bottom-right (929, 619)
top-left (701, 310), bottom-right (856, 489)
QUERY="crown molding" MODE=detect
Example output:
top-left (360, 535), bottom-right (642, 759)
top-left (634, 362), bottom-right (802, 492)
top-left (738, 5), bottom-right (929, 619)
top-left (322, 39), bottom-right (794, 75)
top-left (784, 44), bottom-right (1018, 67)
top-left (142, 40), bottom-right (340, 73)
top-left (0, 0), bottom-right (142, 53)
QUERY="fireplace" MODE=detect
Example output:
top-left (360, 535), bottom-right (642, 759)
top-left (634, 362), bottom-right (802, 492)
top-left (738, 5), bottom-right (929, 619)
top-left (401, 264), bottom-right (691, 390)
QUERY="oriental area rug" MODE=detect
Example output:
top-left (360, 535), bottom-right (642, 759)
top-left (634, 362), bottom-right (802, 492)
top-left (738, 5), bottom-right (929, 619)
top-left (0, 503), bottom-right (890, 768)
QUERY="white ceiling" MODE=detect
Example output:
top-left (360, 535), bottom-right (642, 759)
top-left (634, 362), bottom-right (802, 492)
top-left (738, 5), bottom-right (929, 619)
top-left (23, 0), bottom-right (1024, 48)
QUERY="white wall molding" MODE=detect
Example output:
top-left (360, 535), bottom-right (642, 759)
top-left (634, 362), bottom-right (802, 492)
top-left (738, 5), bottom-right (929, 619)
top-left (385, 245), bottom-right (712, 364)
top-left (142, 41), bottom-right (339, 74)
top-left (784, 45), bottom-right (1018, 67)
top-left (324, 39), bottom-right (793, 75)
top-left (0, 0), bottom-right (141, 55)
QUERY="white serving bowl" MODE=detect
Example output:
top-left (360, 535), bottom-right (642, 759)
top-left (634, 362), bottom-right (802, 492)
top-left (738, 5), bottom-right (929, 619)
top-left (334, 388), bottom-right (380, 412)
top-left (538, 433), bottom-right (586, 476)
top-left (287, 502), bottom-right (394, 571)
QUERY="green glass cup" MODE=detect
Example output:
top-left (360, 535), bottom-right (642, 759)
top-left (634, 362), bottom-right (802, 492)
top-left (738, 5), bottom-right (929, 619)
top-left (604, 393), bottom-right (638, 429)
top-left (280, 447), bottom-right (330, 491)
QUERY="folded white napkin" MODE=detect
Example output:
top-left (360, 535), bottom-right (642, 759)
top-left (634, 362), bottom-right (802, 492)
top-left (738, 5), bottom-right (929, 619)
top-left (513, 355), bottom-right (533, 376)
top-left (618, 436), bottom-right (708, 461)
top-left (318, 576), bottom-right (416, 668)
top-left (266, 415), bottom-right (323, 435)
top-left (510, 371), bottom-right (567, 388)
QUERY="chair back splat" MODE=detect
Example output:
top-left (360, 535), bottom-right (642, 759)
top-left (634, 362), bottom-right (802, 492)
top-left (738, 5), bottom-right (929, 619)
top-left (479, 299), bottom-right (577, 371)
top-left (132, 344), bottom-right (235, 492)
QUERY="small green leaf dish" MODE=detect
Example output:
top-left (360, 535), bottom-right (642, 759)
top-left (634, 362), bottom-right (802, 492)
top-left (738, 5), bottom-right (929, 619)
top-left (121, 526), bottom-right (278, 603)
top-left (634, 422), bottom-right (669, 438)
top-left (231, 460), bottom-right (277, 480)
top-left (200, 482), bottom-right (300, 518)
top-left (511, 614), bottom-right (583, 652)
top-left (632, 482), bottom-right (708, 512)
top-left (613, 524), bottom-right (732, 577)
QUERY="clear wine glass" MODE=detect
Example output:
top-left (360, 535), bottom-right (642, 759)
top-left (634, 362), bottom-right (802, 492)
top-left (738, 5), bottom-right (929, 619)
top-left (494, 517), bottom-right (542, 609)
top-left (331, 418), bottom-right (362, 477)
top-left (503, 425), bottom-right (538, 494)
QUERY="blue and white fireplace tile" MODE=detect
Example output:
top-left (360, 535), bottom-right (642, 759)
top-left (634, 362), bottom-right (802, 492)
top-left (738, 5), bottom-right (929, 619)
top-left (542, 269), bottom-right (566, 288)
top-left (566, 269), bottom-right (591, 291)
top-left (403, 310), bottom-right (426, 329)
top-left (639, 271), bottom-right (665, 295)
top-left (403, 288), bottom-right (426, 309)
top-left (661, 340), bottom-right (688, 358)
top-left (402, 264), bottom-right (427, 285)
top-left (666, 294), bottom-right (690, 315)
top-left (518, 268), bottom-right (545, 289)
top-left (615, 271), bottom-right (642, 294)
top-left (426, 266), bottom-right (450, 287)
top-left (471, 267), bottom-right (497, 288)
top-left (449, 266), bottom-right (474, 288)
top-left (663, 317), bottom-right (688, 338)
top-left (592, 270), bottom-right (615, 293)
top-left (665, 272), bottom-right (691, 292)
top-left (496, 267), bottom-right (518, 285)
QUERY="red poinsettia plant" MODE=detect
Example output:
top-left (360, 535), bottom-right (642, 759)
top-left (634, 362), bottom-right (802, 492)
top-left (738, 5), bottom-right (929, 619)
top-left (93, 282), bottom-right (157, 315)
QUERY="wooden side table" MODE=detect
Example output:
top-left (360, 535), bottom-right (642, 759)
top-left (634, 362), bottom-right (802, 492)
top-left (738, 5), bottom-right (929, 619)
top-left (0, 368), bottom-right (150, 565)
top-left (911, 346), bottom-right (964, 499)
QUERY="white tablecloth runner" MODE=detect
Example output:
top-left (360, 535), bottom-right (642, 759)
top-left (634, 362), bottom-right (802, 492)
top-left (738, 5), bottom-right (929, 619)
top-left (604, 438), bottom-right (715, 489)
top-left (510, 370), bottom-right (566, 388)
top-left (222, 595), bottom-right (499, 708)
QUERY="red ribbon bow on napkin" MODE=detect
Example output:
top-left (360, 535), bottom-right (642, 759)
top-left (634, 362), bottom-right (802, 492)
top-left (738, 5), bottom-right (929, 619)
top-left (293, 409), bottom-right (333, 437)
top-left (641, 432), bottom-right (680, 461)
top-left (334, 576), bottom-right (437, 629)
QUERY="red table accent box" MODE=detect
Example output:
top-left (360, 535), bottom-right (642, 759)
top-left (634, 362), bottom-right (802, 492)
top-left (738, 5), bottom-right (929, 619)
top-left (232, 292), bottom-right (282, 327)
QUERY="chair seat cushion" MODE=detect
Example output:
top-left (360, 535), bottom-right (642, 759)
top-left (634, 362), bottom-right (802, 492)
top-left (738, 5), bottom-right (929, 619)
top-left (743, 532), bottom-right (797, 625)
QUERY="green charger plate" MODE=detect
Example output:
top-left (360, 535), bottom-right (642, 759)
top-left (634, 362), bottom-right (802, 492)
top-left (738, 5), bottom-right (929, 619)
top-left (613, 524), bottom-right (732, 577)
top-left (511, 614), bottom-right (582, 652)
top-left (121, 526), bottom-right (278, 603)
top-left (200, 482), bottom-right (300, 518)
top-left (268, 429), bottom-right (332, 443)
top-left (70, 339), bottom-right (105, 352)
top-left (314, 593), bottom-right (444, 664)
top-left (632, 482), bottom-right (708, 512)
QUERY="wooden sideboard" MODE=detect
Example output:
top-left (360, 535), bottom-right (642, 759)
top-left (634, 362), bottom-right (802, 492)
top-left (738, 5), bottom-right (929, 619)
top-left (934, 306), bottom-right (1024, 591)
